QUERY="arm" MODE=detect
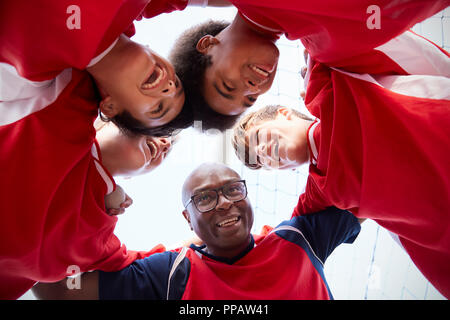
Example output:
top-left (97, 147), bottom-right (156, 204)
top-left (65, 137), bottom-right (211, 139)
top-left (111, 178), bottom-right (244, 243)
top-left (188, 0), bottom-right (231, 7)
top-left (290, 207), bottom-right (362, 263)
top-left (32, 272), bottom-right (99, 300)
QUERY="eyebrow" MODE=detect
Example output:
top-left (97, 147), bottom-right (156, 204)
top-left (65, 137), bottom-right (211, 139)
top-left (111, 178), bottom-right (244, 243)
top-left (191, 178), bottom-right (240, 195)
top-left (213, 83), bottom-right (256, 109)
top-left (213, 83), bottom-right (234, 100)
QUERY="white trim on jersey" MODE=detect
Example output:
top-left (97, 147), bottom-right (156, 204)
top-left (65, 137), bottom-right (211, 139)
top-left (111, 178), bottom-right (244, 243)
top-left (270, 225), bottom-right (324, 266)
top-left (331, 67), bottom-right (450, 101)
top-left (240, 13), bottom-right (284, 34)
top-left (91, 142), bottom-right (115, 195)
top-left (308, 121), bottom-right (320, 166)
top-left (373, 74), bottom-right (450, 100)
top-left (167, 246), bottom-right (189, 300)
top-left (375, 31), bottom-right (450, 77)
top-left (0, 63), bottom-right (72, 126)
top-left (328, 31), bottom-right (450, 101)
top-left (86, 38), bottom-right (119, 68)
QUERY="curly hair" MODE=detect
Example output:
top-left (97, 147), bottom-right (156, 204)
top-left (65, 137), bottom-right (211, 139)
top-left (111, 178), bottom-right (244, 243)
top-left (169, 20), bottom-right (241, 133)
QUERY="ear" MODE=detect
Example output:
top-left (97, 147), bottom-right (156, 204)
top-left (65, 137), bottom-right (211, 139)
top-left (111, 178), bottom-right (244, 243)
top-left (196, 35), bottom-right (220, 53)
top-left (99, 96), bottom-right (120, 119)
top-left (182, 209), bottom-right (193, 230)
top-left (277, 107), bottom-right (294, 120)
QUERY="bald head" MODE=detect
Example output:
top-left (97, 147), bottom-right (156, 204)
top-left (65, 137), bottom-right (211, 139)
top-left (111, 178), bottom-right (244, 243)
top-left (181, 162), bottom-right (253, 259)
top-left (182, 162), bottom-right (241, 206)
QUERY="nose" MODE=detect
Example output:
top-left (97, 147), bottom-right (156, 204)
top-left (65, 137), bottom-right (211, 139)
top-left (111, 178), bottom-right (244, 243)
top-left (161, 80), bottom-right (176, 97)
top-left (215, 192), bottom-right (233, 211)
top-left (243, 78), bottom-right (261, 95)
top-left (156, 137), bottom-right (171, 153)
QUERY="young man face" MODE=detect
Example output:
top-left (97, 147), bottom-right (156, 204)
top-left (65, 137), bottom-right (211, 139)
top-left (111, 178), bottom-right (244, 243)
top-left (90, 36), bottom-right (185, 128)
top-left (182, 163), bottom-right (254, 258)
top-left (244, 108), bottom-right (310, 170)
top-left (197, 23), bottom-right (279, 116)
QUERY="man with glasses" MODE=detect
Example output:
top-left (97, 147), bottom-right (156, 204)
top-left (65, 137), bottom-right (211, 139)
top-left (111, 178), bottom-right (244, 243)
top-left (32, 162), bottom-right (361, 300)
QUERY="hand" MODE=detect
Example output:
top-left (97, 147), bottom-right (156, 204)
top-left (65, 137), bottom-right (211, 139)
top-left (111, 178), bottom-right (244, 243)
top-left (300, 49), bottom-right (309, 100)
top-left (106, 193), bottom-right (133, 216)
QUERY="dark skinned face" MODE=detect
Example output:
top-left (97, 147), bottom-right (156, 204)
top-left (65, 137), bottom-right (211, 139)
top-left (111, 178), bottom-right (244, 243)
top-left (182, 164), bottom-right (254, 259)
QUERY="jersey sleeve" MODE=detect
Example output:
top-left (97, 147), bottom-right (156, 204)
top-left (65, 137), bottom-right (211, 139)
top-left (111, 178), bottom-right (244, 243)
top-left (0, 0), bottom-right (148, 81)
top-left (289, 207), bottom-right (361, 263)
top-left (98, 251), bottom-right (178, 299)
top-left (231, 0), bottom-right (448, 69)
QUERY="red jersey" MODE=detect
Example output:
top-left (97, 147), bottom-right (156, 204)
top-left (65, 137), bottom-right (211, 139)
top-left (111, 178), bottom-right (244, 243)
top-left (228, 0), bottom-right (450, 298)
top-left (230, 0), bottom-right (449, 67)
top-left (0, 0), bottom-right (188, 81)
top-left (294, 31), bottom-right (450, 298)
top-left (98, 208), bottom-right (360, 300)
top-left (0, 0), bottom-right (187, 299)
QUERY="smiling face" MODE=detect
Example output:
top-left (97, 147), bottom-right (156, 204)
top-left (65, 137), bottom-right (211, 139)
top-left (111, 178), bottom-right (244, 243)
top-left (198, 26), bottom-right (279, 116)
top-left (96, 121), bottom-right (173, 177)
top-left (234, 107), bottom-right (312, 170)
top-left (91, 36), bottom-right (185, 128)
top-left (182, 163), bottom-right (254, 258)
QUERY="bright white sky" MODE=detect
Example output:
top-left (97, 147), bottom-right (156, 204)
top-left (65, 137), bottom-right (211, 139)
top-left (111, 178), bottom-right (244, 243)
top-left (114, 5), bottom-right (308, 250)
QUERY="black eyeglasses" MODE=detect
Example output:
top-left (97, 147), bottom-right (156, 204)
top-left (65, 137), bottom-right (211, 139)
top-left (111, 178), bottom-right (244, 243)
top-left (184, 180), bottom-right (247, 213)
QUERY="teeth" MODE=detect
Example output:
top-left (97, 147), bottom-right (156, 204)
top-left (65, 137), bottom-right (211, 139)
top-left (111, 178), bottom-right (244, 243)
top-left (148, 141), bottom-right (158, 158)
top-left (217, 217), bottom-right (239, 227)
top-left (250, 65), bottom-right (269, 77)
top-left (142, 66), bottom-right (164, 89)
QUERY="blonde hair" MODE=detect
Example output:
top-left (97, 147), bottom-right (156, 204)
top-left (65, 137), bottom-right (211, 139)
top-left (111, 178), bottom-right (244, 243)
top-left (232, 105), bottom-right (312, 170)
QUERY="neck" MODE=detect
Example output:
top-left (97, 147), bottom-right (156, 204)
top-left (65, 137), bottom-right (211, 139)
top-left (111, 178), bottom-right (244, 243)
top-left (96, 123), bottom-right (123, 177)
top-left (204, 235), bottom-right (252, 260)
top-left (294, 118), bottom-right (314, 165)
top-left (86, 34), bottom-right (129, 83)
top-left (231, 13), bottom-right (278, 42)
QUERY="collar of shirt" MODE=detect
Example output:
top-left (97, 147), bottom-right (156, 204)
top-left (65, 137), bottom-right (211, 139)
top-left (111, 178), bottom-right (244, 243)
top-left (189, 235), bottom-right (255, 265)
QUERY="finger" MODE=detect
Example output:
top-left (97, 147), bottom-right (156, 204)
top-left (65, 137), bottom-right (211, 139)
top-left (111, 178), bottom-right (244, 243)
top-left (106, 208), bottom-right (119, 216)
top-left (120, 194), bottom-right (133, 208)
top-left (300, 90), bottom-right (306, 100)
top-left (303, 49), bottom-right (309, 64)
top-left (301, 66), bottom-right (307, 79)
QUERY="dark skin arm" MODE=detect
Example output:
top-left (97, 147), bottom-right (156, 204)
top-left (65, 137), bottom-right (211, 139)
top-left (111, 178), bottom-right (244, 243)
top-left (32, 271), bottom-right (99, 300)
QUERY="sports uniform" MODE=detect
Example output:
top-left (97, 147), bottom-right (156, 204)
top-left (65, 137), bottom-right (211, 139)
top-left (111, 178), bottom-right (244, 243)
top-left (230, 0), bottom-right (449, 67)
top-left (0, 0), bottom-right (187, 299)
top-left (227, 1), bottom-right (450, 297)
top-left (293, 31), bottom-right (450, 297)
top-left (99, 208), bottom-right (360, 300)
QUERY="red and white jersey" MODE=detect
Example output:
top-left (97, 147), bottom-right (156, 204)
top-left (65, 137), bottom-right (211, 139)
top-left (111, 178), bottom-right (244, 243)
top-left (0, 67), bottom-right (166, 300)
top-left (230, 0), bottom-right (449, 67)
top-left (98, 208), bottom-right (360, 300)
top-left (0, 0), bottom-right (188, 81)
top-left (293, 31), bottom-right (450, 298)
top-left (0, 0), bottom-right (188, 299)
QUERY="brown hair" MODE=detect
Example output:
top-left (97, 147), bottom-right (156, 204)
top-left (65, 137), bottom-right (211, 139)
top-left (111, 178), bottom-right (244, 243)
top-left (232, 105), bottom-right (313, 169)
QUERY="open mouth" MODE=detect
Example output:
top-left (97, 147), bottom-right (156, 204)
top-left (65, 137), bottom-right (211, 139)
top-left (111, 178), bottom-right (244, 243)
top-left (216, 216), bottom-right (241, 228)
top-left (147, 140), bottom-right (159, 159)
top-left (142, 65), bottom-right (166, 90)
top-left (249, 64), bottom-right (273, 79)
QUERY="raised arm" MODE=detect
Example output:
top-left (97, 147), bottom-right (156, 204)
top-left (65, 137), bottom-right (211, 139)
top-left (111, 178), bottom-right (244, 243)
top-left (32, 272), bottom-right (99, 300)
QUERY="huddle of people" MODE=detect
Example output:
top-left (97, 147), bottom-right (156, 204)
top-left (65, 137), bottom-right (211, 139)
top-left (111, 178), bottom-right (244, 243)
top-left (0, 0), bottom-right (449, 300)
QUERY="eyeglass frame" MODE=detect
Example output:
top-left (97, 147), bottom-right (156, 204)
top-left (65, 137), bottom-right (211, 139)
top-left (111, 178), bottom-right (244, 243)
top-left (184, 180), bottom-right (248, 213)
